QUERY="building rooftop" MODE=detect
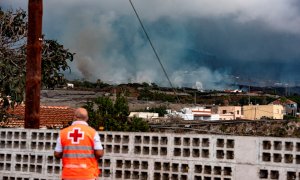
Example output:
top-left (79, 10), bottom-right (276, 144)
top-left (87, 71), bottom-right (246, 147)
top-left (3, 105), bottom-right (74, 128)
top-left (270, 98), bottom-right (297, 105)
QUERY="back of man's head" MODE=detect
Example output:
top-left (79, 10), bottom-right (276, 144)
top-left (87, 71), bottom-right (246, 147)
top-left (74, 108), bottom-right (89, 121)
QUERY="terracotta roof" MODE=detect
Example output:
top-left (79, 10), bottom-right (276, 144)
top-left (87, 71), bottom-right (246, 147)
top-left (3, 105), bottom-right (74, 128)
top-left (270, 99), bottom-right (297, 105)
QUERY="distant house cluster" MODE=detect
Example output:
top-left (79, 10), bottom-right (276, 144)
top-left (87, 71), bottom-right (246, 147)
top-left (162, 104), bottom-right (285, 121)
top-left (3, 98), bottom-right (298, 128)
top-left (269, 98), bottom-right (297, 116)
top-left (137, 98), bottom-right (298, 122)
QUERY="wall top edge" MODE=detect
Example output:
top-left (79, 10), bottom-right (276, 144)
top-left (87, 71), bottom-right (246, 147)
top-left (0, 127), bottom-right (299, 141)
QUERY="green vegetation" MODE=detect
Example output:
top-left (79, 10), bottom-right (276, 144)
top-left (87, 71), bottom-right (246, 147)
top-left (84, 95), bottom-right (149, 132)
top-left (237, 96), bottom-right (276, 106)
top-left (69, 79), bottom-right (110, 90)
top-left (127, 117), bottom-right (150, 132)
top-left (0, 8), bottom-right (74, 121)
top-left (138, 89), bottom-right (177, 102)
top-left (146, 106), bottom-right (168, 117)
top-left (283, 115), bottom-right (300, 121)
top-left (41, 40), bottom-right (74, 89)
top-left (287, 95), bottom-right (300, 105)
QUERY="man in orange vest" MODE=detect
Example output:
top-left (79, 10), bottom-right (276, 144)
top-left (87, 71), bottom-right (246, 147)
top-left (54, 108), bottom-right (104, 180)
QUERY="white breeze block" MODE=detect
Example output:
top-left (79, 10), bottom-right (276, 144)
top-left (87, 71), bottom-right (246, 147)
top-left (0, 128), bottom-right (299, 180)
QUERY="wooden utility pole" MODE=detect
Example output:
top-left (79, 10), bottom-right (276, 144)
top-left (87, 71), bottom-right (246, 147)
top-left (25, 0), bottom-right (43, 129)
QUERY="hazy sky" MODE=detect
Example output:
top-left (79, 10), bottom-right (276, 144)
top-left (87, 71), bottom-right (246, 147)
top-left (2, 0), bottom-right (300, 89)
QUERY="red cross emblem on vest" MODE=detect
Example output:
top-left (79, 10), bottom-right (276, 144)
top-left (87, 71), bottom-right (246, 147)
top-left (67, 128), bottom-right (85, 144)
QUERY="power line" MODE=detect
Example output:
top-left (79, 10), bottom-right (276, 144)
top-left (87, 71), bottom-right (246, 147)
top-left (129, 0), bottom-right (181, 104)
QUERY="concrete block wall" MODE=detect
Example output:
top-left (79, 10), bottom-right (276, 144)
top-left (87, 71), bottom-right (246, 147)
top-left (0, 128), bottom-right (299, 180)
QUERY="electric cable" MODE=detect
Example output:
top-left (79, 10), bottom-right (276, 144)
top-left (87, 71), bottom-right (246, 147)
top-left (129, 0), bottom-right (181, 104)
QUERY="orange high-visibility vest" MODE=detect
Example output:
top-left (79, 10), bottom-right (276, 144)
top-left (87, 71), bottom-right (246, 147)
top-left (60, 124), bottom-right (100, 179)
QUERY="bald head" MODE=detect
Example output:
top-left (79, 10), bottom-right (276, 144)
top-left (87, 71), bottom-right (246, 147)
top-left (74, 108), bottom-right (89, 121)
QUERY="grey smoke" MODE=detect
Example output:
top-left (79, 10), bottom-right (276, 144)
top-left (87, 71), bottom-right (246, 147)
top-left (3, 0), bottom-right (300, 89)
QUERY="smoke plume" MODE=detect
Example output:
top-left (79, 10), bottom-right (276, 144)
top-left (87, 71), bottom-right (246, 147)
top-left (3, 0), bottom-right (300, 89)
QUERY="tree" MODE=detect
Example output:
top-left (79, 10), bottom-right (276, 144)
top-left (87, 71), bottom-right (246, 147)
top-left (41, 39), bottom-right (74, 89)
top-left (146, 105), bottom-right (167, 117)
top-left (151, 82), bottom-right (158, 89)
top-left (84, 95), bottom-right (149, 132)
top-left (84, 101), bottom-right (103, 130)
top-left (114, 94), bottom-right (129, 117)
top-left (129, 117), bottom-right (149, 132)
top-left (94, 96), bottom-right (114, 116)
top-left (0, 8), bottom-right (27, 105)
top-left (0, 8), bottom-right (74, 121)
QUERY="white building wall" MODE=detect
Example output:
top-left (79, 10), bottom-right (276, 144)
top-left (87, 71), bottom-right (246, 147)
top-left (0, 128), bottom-right (299, 180)
top-left (218, 106), bottom-right (243, 120)
top-left (129, 112), bottom-right (159, 119)
top-left (219, 114), bottom-right (235, 120)
top-left (179, 114), bottom-right (194, 120)
top-left (210, 114), bottom-right (220, 120)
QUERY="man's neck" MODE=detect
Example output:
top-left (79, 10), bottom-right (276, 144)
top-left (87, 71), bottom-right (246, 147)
top-left (72, 121), bottom-right (88, 125)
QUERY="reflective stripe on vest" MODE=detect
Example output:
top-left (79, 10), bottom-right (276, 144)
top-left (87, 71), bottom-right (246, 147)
top-left (63, 153), bottom-right (95, 158)
top-left (63, 145), bottom-right (93, 150)
top-left (63, 145), bottom-right (95, 158)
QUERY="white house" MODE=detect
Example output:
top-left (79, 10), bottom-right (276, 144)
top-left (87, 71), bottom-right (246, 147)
top-left (129, 112), bottom-right (159, 120)
top-left (66, 83), bottom-right (74, 88)
top-left (217, 106), bottom-right (243, 120)
top-left (166, 107), bottom-right (218, 121)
